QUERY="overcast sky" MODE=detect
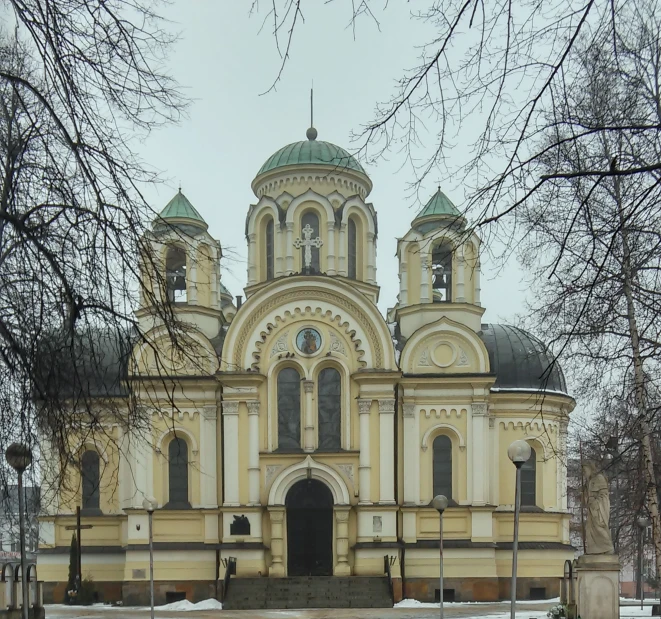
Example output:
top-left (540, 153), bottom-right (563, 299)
top-left (138, 2), bottom-right (528, 325)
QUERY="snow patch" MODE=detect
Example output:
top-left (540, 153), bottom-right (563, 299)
top-left (156, 598), bottom-right (222, 611)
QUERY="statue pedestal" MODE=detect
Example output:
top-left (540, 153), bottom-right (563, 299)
top-left (575, 554), bottom-right (620, 619)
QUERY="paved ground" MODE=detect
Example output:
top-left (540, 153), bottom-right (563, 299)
top-left (44, 604), bottom-right (554, 618)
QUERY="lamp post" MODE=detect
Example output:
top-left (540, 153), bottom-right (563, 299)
top-left (142, 497), bottom-right (158, 619)
top-left (637, 516), bottom-right (650, 611)
top-left (507, 439), bottom-right (532, 619)
top-left (431, 495), bottom-right (449, 619)
top-left (5, 443), bottom-right (33, 619)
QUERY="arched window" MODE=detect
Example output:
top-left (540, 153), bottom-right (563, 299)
top-left (318, 368), bottom-right (341, 450)
top-left (521, 446), bottom-right (536, 506)
top-left (278, 367), bottom-right (301, 450)
top-left (300, 212), bottom-right (321, 274)
top-left (81, 450), bottom-right (100, 510)
top-left (265, 218), bottom-right (275, 280)
top-left (431, 242), bottom-right (453, 302)
top-left (167, 438), bottom-right (190, 508)
top-left (166, 246), bottom-right (187, 302)
top-left (348, 218), bottom-right (357, 279)
top-left (432, 435), bottom-right (452, 500)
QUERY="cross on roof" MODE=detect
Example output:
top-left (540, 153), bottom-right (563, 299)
top-left (294, 223), bottom-right (323, 270)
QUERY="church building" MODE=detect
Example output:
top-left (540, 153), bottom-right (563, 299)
top-left (37, 127), bottom-right (575, 606)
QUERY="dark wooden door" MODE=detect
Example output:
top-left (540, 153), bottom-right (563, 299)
top-left (286, 479), bottom-right (333, 576)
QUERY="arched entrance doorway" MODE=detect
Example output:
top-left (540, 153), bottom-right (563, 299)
top-left (286, 478), bottom-right (333, 576)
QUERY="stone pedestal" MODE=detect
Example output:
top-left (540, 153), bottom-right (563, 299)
top-left (575, 554), bottom-right (620, 619)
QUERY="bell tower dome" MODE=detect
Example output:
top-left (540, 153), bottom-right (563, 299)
top-left (394, 188), bottom-right (484, 338)
top-left (137, 190), bottom-right (228, 339)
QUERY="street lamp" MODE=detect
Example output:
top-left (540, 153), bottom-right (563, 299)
top-left (507, 439), bottom-right (532, 619)
top-left (637, 516), bottom-right (651, 611)
top-left (431, 495), bottom-right (449, 619)
top-left (142, 497), bottom-right (158, 619)
top-left (5, 443), bottom-right (33, 619)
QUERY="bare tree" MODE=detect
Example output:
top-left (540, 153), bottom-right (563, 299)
top-left (517, 1), bottom-right (661, 575)
top-left (0, 1), bottom-right (193, 511)
top-left (252, 0), bottom-right (661, 227)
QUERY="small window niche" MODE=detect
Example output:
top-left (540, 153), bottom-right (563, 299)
top-left (431, 242), bottom-right (453, 302)
top-left (166, 246), bottom-right (187, 303)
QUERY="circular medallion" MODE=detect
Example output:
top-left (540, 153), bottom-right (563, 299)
top-left (296, 327), bottom-right (322, 355)
top-left (431, 342), bottom-right (457, 368)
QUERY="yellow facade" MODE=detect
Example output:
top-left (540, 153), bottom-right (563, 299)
top-left (38, 130), bottom-right (574, 605)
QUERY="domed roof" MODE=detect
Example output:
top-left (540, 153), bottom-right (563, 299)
top-left (156, 189), bottom-right (207, 230)
top-left (256, 130), bottom-right (366, 177)
top-left (478, 323), bottom-right (567, 393)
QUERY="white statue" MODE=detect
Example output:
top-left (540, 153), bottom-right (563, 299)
top-left (582, 460), bottom-right (615, 555)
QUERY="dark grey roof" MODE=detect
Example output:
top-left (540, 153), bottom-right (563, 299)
top-left (478, 323), bottom-right (567, 393)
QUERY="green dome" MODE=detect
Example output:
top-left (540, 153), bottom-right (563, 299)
top-left (158, 190), bottom-right (206, 225)
top-left (257, 137), bottom-right (366, 176)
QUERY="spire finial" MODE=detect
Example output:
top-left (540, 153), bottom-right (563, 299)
top-left (306, 83), bottom-right (317, 141)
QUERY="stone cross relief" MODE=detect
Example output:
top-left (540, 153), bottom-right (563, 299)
top-left (294, 223), bottom-right (323, 269)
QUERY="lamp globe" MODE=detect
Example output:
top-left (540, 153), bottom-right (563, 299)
top-left (5, 443), bottom-right (33, 473)
top-left (142, 496), bottom-right (158, 513)
top-left (507, 440), bottom-right (532, 466)
top-left (431, 495), bottom-right (449, 513)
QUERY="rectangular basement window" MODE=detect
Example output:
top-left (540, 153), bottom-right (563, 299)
top-left (165, 592), bottom-right (187, 604)
top-left (530, 587), bottom-right (547, 600)
top-left (434, 589), bottom-right (456, 603)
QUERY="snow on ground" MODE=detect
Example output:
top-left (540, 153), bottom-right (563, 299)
top-left (156, 599), bottom-right (223, 611)
top-left (395, 598), bottom-right (560, 608)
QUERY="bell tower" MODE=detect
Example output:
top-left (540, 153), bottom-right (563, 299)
top-left (137, 189), bottom-right (227, 339)
top-left (394, 188), bottom-right (484, 338)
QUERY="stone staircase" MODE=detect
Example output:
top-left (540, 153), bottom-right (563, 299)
top-left (223, 576), bottom-right (393, 610)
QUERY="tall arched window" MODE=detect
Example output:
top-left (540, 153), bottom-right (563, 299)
top-left (166, 246), bottom-right (187, 302)
top-left (348, 218), bottom-right (357, 279)
top-left (167, 438), bottom-right (190, 508)
top-left (521, 446), bottom-right (537, 506)
top-left (278, 367), bottom-right (301, 450)
top-left (432, 435), bottom-right (452, 500)
top-left (431, 242), bottom-right (453, 302)
top-left (318, 368), bottom-right (341, 450)
top-left (300, 212), bottom-right (321, 274)
top-left (81, 450), bottom-right (100, 510)
top-left (265, 218), bottom-right (275, 280)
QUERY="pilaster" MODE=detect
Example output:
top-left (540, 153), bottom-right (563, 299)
top-left (420, 258), bottom-right (430, 303)
top-left (303, 380), bottom-right (315, 452)
top-left (285, 222), bottom-right (294, 275)
top-left (247, 400), bottom-right (260, 505)
top-left (334, 506), bottom-right (351, 575)
top-left (326, 220), bottom-right (336, 275)
top-left (402, 403), bottom-right (420, 505)
top-left (470, 402), bottom-right (489, 506)
top-left (247, 232), bottom-right (257, 285)
top-left (357, 398), bottom-right (372, 504)
top-left (268, 507), bottom-right (286, 577)
top-left (378, 398), bottom-right (396, 504)
top-left (200, 405), bottom-right (218, 507)
top-left (338, 223), bottom-right (347, 276)
top-left (222, 401), bottom-right (240, 506)
top-left (456, 244), bottom-right (465, 302)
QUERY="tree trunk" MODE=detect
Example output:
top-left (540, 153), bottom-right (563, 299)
top-left (614, 170), bottom-right (661, 579)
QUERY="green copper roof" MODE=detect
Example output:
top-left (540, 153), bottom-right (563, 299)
top-left (257, 134), bottom-right (366, 176)
top-left (413, 188), bottom-right (462, 222)
top-left (159, 190), bottom-right (206, 224)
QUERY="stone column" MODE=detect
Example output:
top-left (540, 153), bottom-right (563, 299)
top-left (379, 398), bottom-right (396, 504)
top-left (470, 403), bottom-right (489, 506)
top-left (420, 259), bottom-right (431, 303)
top-left (268, 507), bottom-right (286, 577)
top-left (366, 231), bottom-right (376, 283)
top-left (303, 380), bottom-right (315, 452)
top-left (358, 399), bottom-right (372, 504)
top-left (188, 240), bottom-right (199, 304)
top-left (558, 421), bottom-right (568, 510)
top-left (334, 506), bottom-right (351, 575)
top-left (338, 223), bottom-right (347, 276)
top-left (200, 406), bottom-right (218, 507)
top-left (247, 232), bottom-right (257, 285)
top-left (326, 221), bottom-right (336, 275)
top-left (247, 400), bottom-right (260, 505)
top-left (456, 245), bottom-right (465, 302)
top-left (475, 259), bottom-right (481, 306)
top-left (285, 222), bottom-right (294, 275)
top-left (275, 222), bottom-right (285, 277)
top-left (402, 403), bottom-right (419, 505)
top-left (222, 401), bottom-right (240, 506)
top-left (400, 261), bottom-right (408, 306)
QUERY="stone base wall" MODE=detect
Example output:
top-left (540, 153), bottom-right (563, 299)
top-left (43, 581), bottom-right (218, 607)
top-left (404, 577), bottom-right (561, 602)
